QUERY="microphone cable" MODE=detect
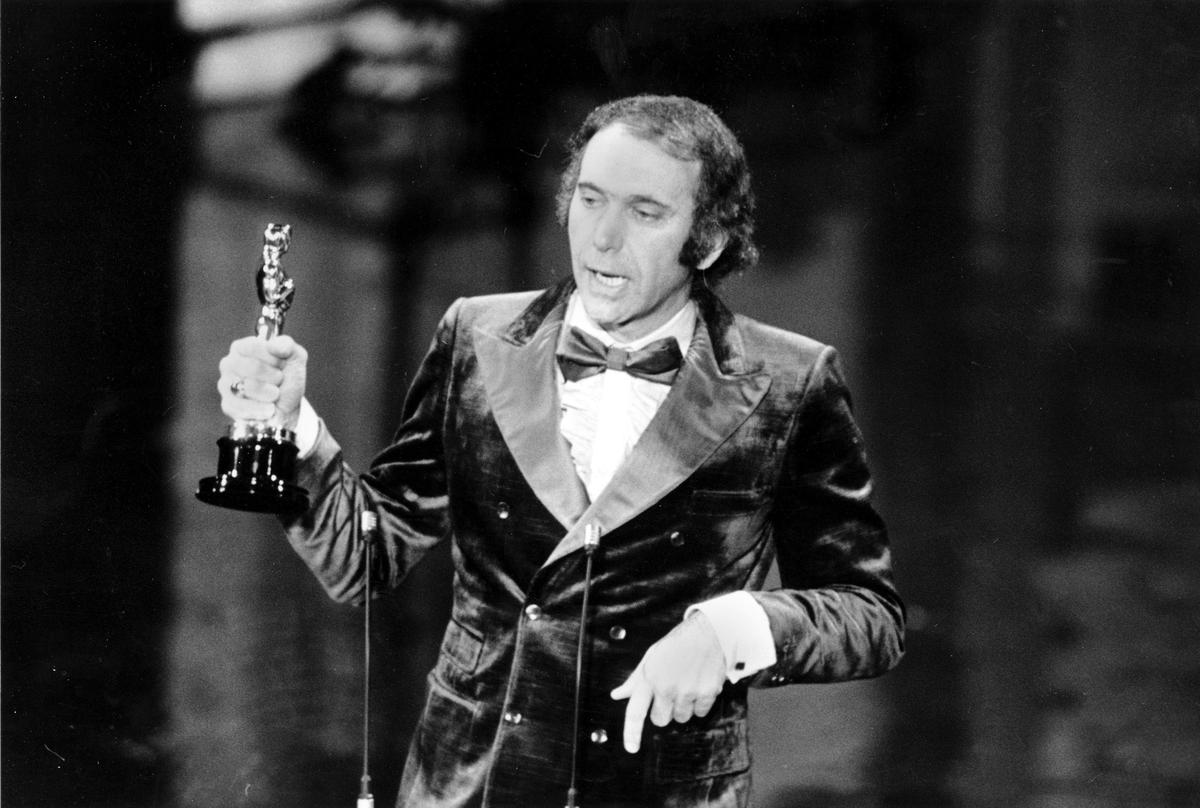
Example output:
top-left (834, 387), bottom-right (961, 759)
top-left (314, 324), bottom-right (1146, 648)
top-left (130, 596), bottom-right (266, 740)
top-left (565, 523), bottom-right (602, 808)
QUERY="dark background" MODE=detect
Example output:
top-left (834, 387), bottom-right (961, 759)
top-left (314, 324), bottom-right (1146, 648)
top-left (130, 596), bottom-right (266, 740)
top-left (4, 1), bottom-right (1198, 806)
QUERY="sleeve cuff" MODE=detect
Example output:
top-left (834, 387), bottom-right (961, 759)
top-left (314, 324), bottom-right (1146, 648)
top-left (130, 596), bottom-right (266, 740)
top-left (686, 591), bottom-right (777, 684)
top-left (294, 397), bottom-right (320, 459)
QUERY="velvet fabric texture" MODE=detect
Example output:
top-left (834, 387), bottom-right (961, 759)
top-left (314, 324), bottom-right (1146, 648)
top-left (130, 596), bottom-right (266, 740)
top-left (282, 279), bottom-right (904, 808)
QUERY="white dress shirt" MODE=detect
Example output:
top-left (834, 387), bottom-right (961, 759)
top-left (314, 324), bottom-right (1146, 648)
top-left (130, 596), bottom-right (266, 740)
top-left (557, 294), bottom-right (697, 502)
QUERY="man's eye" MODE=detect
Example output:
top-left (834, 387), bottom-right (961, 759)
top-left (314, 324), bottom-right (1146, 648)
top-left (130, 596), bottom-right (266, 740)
top-left (633, 207), bottom-right (662, 222)
top-left (578, 192), bottom-right (601, 207)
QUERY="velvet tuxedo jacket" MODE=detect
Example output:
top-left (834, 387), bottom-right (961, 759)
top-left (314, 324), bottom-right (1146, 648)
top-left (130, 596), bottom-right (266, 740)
top-left (283, 279), bottom-right (904, 808)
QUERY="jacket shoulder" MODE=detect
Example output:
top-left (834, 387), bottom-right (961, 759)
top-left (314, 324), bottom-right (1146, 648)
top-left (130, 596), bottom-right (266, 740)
top-left (732, 312), bottom-right (832, 370)
top-left (449, 289), bottom-right (547, 333)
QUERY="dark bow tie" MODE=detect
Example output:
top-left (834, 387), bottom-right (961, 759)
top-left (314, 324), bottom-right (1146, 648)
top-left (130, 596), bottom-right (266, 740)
top-left (557, 327), bottom-right (683, 385)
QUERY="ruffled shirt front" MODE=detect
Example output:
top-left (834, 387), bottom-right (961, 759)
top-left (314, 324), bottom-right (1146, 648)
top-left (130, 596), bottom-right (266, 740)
top-left (556, 294), bottom-right (696, 502)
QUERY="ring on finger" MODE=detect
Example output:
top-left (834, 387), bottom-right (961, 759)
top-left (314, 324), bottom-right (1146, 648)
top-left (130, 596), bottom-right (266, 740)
top-left (230, 377), bottom-right (247, 397)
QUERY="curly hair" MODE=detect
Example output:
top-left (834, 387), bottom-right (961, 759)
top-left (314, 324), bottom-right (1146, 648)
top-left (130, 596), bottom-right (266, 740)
top-left (555, 95), bottom-right (758, 286)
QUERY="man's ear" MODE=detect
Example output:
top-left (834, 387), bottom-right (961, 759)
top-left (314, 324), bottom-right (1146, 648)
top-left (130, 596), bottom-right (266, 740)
top-left (697, 230), bottom-right (729, 271)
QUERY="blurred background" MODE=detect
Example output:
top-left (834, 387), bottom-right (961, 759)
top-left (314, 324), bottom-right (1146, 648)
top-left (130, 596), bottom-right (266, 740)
top-left (3, 1), bottom-right (1198, 806)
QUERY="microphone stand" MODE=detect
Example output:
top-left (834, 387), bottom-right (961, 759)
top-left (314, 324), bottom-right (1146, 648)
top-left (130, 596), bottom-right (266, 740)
top-left (565, 524), bottom-right (601, 808)
top-left (357, 511), bottom-right (378, 808)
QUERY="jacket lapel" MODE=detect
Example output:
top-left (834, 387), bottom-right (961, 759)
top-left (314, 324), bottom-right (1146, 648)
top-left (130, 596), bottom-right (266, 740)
top-left (540, 296), bottom-right (772, 570)
top-left (474, 285), bottom-right (590, 532)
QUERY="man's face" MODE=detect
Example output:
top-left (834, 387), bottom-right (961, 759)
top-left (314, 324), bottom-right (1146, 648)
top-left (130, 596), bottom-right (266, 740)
top-left (567, 124), bottom-right (704, 343)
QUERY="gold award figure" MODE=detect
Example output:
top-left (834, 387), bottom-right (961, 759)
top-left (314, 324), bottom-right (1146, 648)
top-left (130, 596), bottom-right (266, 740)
top-left (196, 224), bottom-right (310, 514)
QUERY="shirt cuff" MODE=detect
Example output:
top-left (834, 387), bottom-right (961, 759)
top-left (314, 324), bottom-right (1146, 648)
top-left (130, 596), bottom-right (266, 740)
top-left (294, 397), bottom-right (320, 459)
top-left (686, 591), bottom-right (777, 684)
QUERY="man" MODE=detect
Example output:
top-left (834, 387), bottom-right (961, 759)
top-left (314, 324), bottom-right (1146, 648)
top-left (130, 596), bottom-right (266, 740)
top-left (218, 95), bottom-right (904, 808)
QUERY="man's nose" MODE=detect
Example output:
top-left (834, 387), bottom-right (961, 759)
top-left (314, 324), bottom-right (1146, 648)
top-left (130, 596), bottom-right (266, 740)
top-left (592, 207), bottom-right (624, 252)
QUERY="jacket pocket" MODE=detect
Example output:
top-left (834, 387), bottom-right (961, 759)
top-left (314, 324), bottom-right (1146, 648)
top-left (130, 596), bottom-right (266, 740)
top-left (404, 673), bottom-right (487, 802)
top-left (688, 487), bottom-right (768, 514)
top-left (649, 718), bottom-right (750, 784)
top-left (439, 616), bottom-right (484, 675)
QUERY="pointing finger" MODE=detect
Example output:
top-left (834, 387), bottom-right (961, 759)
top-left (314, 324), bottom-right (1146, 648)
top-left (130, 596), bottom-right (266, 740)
top-left (621, 676), bottom-right (652, 754)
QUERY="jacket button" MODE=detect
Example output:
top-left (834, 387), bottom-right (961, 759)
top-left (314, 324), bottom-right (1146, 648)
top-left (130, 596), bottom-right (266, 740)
top-left (668, 531), bottom-right (684, 547)
top-left (524, 604), bottom-right (542, 621)
top-left (497, 502), bottom-right (510, 520)
top-left (590, 728), bottom-right (608, 744)
top-left (504, 711), bottom-right (523, 725)
top-left (609, 625), bottom-right (626, 641)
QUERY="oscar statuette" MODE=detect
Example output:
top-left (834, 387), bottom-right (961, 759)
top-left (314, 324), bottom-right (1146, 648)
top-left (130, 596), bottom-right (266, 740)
top-left (196, 224), bottom-right (310, 514)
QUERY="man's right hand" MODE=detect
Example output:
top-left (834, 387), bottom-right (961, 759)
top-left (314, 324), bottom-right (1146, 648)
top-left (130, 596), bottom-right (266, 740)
top-left (218, 335), bottom-right (308, 431)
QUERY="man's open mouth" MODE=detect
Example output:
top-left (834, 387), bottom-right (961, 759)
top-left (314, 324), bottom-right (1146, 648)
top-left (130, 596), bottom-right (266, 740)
top-left (588, 268), bottom-right (627, 288)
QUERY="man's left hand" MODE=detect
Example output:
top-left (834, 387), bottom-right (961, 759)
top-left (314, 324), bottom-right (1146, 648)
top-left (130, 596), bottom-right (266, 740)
top-left (610, 611), bottom-right (727, 753)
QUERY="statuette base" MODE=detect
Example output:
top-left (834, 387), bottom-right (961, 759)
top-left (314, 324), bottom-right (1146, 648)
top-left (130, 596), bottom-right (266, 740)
top-left (196, 426), bottom-right (309, 514)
